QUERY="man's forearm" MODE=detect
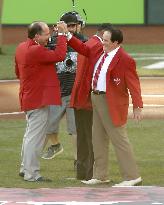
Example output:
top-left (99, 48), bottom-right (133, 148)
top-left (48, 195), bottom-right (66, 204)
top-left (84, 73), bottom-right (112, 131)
top-left (68, 36), bottom-right (90, 57)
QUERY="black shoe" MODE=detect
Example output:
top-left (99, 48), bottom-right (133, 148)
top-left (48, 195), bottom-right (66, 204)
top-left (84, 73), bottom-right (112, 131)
top-left (19, 172), bottom-right (24, 177)
top-left (36, 176), bottom-right (52, 182)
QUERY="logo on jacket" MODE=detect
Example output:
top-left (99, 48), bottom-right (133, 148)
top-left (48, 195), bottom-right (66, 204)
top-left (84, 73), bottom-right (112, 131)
top-left (113, 78), bottom-right (121, 85)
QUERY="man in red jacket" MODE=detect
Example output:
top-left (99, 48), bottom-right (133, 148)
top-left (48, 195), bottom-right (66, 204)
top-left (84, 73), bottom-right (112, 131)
top-left (70, 24), bottom-right (113, 180)
top-left (68, 26), bottom-right (143, 186)
top-left (15, 21), bottom-right (67, 182)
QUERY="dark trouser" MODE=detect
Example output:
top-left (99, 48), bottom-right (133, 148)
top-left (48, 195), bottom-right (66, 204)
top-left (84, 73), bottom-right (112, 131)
top-left (74, 109), bottom-right (94, 180)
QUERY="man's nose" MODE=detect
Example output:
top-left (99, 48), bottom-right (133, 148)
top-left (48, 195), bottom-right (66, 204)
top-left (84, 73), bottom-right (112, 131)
top-left (69, 28), bottom-right (74, 32)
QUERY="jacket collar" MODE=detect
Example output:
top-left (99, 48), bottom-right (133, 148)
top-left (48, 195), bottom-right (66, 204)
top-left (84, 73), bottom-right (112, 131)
top-left (27, 38), bottom-right (38, 46)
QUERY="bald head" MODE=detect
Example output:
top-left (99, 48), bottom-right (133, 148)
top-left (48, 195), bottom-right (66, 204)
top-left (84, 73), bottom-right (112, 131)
top-left (28, 21), bottom-right (48, 39)
top-left (27, 21), bottom-right (50, 46)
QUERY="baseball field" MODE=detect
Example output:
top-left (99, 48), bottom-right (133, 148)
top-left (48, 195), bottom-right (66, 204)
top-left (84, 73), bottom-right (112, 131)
top-left (0, 2), bottom-right (164, 201)
top-left (0, 40), bottom-right (164, 188)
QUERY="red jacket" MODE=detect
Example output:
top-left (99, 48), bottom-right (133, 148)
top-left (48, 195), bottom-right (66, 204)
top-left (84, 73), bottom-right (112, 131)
top-left (15, 36), bottom-right (67, 111)
top-left (68, 36), bottom-right (143, 126)
top-left (70, 36), bottom-right (103, 110)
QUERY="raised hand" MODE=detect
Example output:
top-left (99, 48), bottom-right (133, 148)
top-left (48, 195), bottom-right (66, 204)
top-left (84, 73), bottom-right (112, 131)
top-left (56, 21), bottom-right (68, 34)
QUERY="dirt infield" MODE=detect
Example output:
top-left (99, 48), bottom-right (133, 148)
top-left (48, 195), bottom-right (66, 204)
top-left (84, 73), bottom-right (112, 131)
top-left (2, 25), bottom-right (164, 45)
top-left (0, 77), bottom-right (164, 119)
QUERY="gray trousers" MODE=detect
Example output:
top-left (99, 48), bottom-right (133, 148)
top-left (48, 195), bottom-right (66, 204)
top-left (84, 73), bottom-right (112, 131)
top-left (20, 106), bottom-right (49, 181)
top-left (47, 95), bottom-right (76, 135)
top-left (91, 93), bottom-right (139, 181)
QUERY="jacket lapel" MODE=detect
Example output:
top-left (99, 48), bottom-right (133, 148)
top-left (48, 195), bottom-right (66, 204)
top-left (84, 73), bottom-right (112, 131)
top-left (106, 47), bottom-right (122, 77)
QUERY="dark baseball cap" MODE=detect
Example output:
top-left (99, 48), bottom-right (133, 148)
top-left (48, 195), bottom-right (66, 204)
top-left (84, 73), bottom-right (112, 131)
top-left (60, 12), bottom-right (78, 25)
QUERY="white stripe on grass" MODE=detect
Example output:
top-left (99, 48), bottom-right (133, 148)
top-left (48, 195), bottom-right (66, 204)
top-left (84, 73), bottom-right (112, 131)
top-left (0, 104), bottom-right (164, 116)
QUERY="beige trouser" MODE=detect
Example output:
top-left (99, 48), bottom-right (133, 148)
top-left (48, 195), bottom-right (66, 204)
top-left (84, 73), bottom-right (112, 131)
top-left (91, 93), bottom-right (139, 181)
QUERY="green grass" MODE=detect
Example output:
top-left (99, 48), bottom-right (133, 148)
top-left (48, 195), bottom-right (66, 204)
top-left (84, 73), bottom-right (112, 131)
top-left (124, 44), bottom-right (164, 53)
top-left (0, 44), bottom-right (164, 79)
top-left (0, 45), bottom-right (16, 79)
top-left (0, 117), bottom-right (164, 188)
top-left (124, 44), bottom-right (164, 76)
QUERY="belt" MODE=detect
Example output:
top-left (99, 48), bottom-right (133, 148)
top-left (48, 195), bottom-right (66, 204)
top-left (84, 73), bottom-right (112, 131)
top-left (91, 90), bottom-right (106, 95)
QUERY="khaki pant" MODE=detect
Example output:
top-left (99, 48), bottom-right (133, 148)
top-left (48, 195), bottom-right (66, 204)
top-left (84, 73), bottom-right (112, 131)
top-left (91, 93), bottom-right (139, 181)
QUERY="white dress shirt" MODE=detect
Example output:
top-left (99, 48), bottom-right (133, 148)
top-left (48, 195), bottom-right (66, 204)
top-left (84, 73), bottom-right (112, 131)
top-left (92, 46), bottom-right (120, 92)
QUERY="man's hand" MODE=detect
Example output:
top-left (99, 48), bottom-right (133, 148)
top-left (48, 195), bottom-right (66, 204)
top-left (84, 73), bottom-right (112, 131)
top-left (133, 108), bottom-right (142, 122)
top-left (56, 21), bottom-right (68, 34)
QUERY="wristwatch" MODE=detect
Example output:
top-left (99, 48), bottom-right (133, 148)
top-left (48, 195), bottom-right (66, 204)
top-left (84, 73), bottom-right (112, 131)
top-left (58, 32), bottom-right (72, 40)
top-left (58, 32), bottom-right (66, 36)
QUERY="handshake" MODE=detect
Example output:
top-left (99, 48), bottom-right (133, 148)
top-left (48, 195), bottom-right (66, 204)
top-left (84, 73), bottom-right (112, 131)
top-left (54, 21), bottom-right (68, 35)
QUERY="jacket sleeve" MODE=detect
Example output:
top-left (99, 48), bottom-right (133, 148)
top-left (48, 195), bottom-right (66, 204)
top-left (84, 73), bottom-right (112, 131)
top-left (35, 36), bottom-right (67, 63)
top-left (68, 36), bottom-right (90, 57)
top-left (15, 57), bottom-right (20, 79)
top-left (125, 58), bottom-right (143, 108)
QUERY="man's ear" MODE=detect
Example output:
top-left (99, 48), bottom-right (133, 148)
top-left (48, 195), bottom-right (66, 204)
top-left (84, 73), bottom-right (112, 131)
top-left (34, 33), bottom-right (39, 42)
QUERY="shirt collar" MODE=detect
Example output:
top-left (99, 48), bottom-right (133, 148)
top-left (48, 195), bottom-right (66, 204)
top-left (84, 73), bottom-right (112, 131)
top-left (107, 46), bottom-right (120, 56)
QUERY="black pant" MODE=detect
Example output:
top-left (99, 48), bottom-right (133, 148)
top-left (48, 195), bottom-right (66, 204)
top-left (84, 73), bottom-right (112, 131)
top-left (74, 109), bottom-right (94, 180)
